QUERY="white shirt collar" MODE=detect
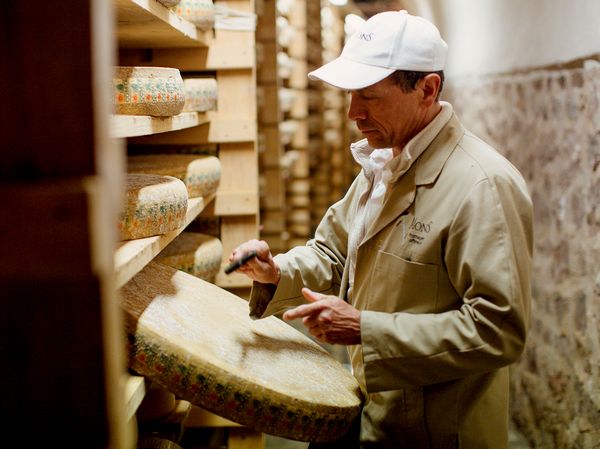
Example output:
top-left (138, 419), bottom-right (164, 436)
top-left (350, 101), bottom-right (454, 182)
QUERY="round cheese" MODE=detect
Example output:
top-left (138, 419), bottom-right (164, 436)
top-left (172, 0), bottom-right (215, 30)
top-left (120, 262), bottom-right (364, 442)
top-left (113, 66), bottom-right (185, 117)
top-left (156, 232), bottom-right (223, 282)
top-left (127, 154), bottom-right (221, 199)
top-left (119, 174), bottom-right (188, 241)
top-left (182, 78), bottom-right (218, 112)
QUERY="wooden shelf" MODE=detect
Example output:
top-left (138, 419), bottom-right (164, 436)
top-left (125, 374), bottom-right (147, 421)
top-left (115, 193), bottom-right (215, 288)
top-left (111, 111), bottom-right (209, 138)
top-left (114, 0), bottom-right (212, 48)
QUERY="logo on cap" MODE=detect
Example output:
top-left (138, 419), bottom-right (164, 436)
top-left (358, 32), bottom-right (374, 42)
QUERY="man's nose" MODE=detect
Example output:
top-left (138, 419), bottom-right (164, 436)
top-left (347, 94), bottom-right (366, 121)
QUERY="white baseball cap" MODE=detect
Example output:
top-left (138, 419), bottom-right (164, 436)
top-left (309, 10), bottom-right (447, 90)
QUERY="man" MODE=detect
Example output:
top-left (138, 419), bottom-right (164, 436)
top-left (229, 10), bottom-right (533, 449)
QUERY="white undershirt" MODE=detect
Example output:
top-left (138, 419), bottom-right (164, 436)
top-left (346, 101), bottom-right (454, 300)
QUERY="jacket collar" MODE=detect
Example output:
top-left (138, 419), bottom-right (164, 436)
top-left (360, 112), bottom-right (466, 244)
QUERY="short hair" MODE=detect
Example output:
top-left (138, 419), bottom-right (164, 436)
top-left (390, 70), bottom-right (445, 99)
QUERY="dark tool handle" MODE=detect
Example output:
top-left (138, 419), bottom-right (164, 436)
top-left (223, 251), bottom-right (258, 274)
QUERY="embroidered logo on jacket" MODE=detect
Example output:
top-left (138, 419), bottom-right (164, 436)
top-left (406, 217), bottom-right (432, 245)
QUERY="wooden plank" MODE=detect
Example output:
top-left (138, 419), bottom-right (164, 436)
top-left (214, 191), bottom-right (259, 216)
top-left (115, 194), bottom-right (214, 288)
top-left (216, 69), bottom-right (257, 122)
top-left (215, 215), bottom-right (258, 288)
top-left (114, 0), bottom-right (209, 48)
top-left (260, 168), bottom-right (286, 210)
top-left (256, 0), bottom-right (276, 41)
top-left (257, 85), bottom-right (281, 125)
top-left (290, 89), bottom-right (308, 119)
top-left (0, 177), bottom-right (130, 447)
top-left (125, 375), bottom-right (148, 420)
top-left (119, 42), bottom-right (254, 71)
top-left (291, 119), bottom-right (309, 148)
top-left (128, 118), bottom-right (257, 144)
top-left (256, 41), bottom-right (278, 84)
top-left (288, 31), bottom-right (307, 60)
top-left (219, 142), bottom-right (259, 209)
top-left (288, 58), bottom-right (308, 89)
top-left (260, 210), bottom-right (286, 232)
top-left (287, 0), bottom-right (307, 29)
top-left (258, 125), bottom-right (283, 168)
top-left (186, 405), bottom-right (241, 428)
top-left (229, 427), bottom-right (265, 449)
top-left (110, 112), bottom-right (209, 138)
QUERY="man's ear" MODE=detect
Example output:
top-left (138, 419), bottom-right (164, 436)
top-left (419, 73), bottom-right (442, 105)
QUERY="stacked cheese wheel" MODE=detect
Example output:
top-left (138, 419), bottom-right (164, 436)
top-left (156, 0), bottom-right (179, 7)
top-left (157, 232), bottom-right (223, 283)
top-left (182, 78), bottom-right (218, 112)
top-left (127, 154), bottom-right (221, 199)
top-left (118, 174), bottom-right (188, 241)
top-left (113, 66), bottom-right (185, 117)
top-left (171, 0), bottom-right (215, 30)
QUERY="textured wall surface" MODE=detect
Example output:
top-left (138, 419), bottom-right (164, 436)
top-left (445, 65), bottom-right (600, 449)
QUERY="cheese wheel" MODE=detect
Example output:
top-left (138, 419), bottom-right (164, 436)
top-left (119, 174), bottom-right (188, 241)
top-left (136, 383), bottom-right (177, 423)
top-left (156, 0), bottom-right (180, 7)
top-left (121, 262), bottom-right (364, 442)
top-left (156, 232), bottom-right (223, 282)
top-left (113, 66), bottom-right (185, 117)
top-left (137, 436), bottom-right (182, 449)
top-left (182, 78), bottom-right (218, 112)
top-left (127, 154), bottom-right (221, 199)
top-left (172, 0), bottom-right (215, 30)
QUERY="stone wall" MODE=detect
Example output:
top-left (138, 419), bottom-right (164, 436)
top-left (445, 64), bottom-right (600, 448)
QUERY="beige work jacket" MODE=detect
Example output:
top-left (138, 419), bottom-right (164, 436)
top-left (251, 113), bottom-right (534, 449)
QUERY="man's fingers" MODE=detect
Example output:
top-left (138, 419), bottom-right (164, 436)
top-left (283, 289), bottom-right (332, 321)
top-left (282, 301), bottom-right (325, 321)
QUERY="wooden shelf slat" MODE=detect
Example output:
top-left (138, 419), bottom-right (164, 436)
top-left (110, 112), bottom-right (209, 139)
top-left (114, 0), bottom-right (211, 48)
top-left (115, 194), bottom-right (215, 288)
top-left (124, 374), bottom-right (147, 421)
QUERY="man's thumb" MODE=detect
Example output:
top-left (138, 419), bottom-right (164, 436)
top-left (301, 288), bottom-right (322, 303)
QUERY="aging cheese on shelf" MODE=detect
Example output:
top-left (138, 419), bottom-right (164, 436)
top-left (172, 0), bottom-right (215, 30)
top-left (120, 262), bottom-right (363, 442)
top-left (119, 174), bottom-right (188, 241)
top-left (156, 232), bottom-right (223, 283)
top-left (156, 0), bottom-right (179, 6)
top-left (127, 154), bottom-right (221, 199)
top-left (113, 66), bottom-right (185, 117)
top-left (182, 78), bottom-right (218, 112)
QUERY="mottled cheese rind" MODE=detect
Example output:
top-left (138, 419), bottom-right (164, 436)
top-left (156, 0), bottom-right (179, 6)
top-left (156, 232), bottom-right (223, 282)
top-left (120, 262), bottom-right (364, 442)
top-left (119, 174), bottom-right (188, 241)
top-left (113, 66), bottom-right (185, 117)
top-left (127, 154), bottom-right (221, 199)
top-left (182, 78), bottom-right (218, 112)
top-left (171, 0), bottom-right (215, 30)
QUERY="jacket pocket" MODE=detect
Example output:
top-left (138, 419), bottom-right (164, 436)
top-left (369, 250), bottom-right (438, 313)
top-left (363, 388), bottom-right (431, 449)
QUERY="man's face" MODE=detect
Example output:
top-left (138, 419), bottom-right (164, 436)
top-left (347, 75), bottom-right (425, 151)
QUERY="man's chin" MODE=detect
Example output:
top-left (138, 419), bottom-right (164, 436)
top-left (364, 136), bottom-right (386, 148)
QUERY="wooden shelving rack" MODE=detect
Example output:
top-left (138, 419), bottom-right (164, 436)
top-left (120, 1), bottom-right (260, 295)
top-left (256, 0), bottom-right (287, 254)
top-left (0, 0), bottom-right (260, 448)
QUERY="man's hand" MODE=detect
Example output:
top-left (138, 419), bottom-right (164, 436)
top-left (228, 239), bottom-right (280, 285)
top-left (283, 288), bottom-right (361, 345)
